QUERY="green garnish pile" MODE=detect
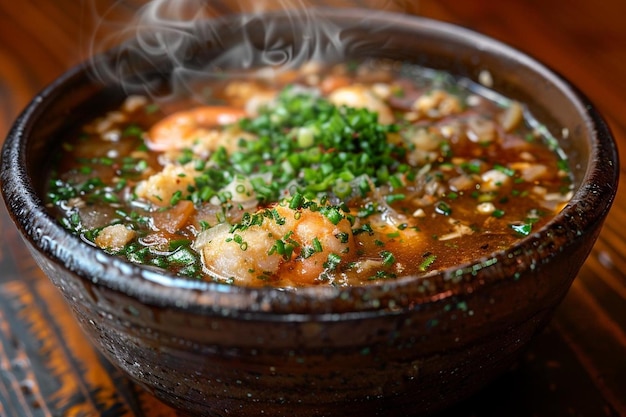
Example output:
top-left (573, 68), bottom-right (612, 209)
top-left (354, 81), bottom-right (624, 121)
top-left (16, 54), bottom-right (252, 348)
top-left (192, 87), bottom-right (405, 205)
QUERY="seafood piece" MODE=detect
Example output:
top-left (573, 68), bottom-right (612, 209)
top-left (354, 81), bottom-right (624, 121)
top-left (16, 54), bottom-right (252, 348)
top-left (193, 205), bottom-right (356, 286)
top-left (328, 84), bottom-right (394, 124)
top-left (135, 163), bottom-right (197, 206)
top-left (94, 224), bottom-right (136, 251)
top-left (480, 169), bottom-right (511, 191)
top-left (412, 89), bottom-right (462, 119)
top-left (146, 106), bottom-right (246, 151)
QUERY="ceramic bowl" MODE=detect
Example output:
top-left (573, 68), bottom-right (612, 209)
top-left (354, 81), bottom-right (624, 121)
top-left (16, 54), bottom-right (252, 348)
top-left (0, 8), bottom-right (619, 417)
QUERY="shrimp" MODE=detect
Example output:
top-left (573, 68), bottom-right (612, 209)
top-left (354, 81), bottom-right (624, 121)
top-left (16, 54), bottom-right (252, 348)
top-left (193, 205), bottom-right (356, 286)
top-left (146, 106), bottom-right (246, 152)
top-left (328, 84), bottom-right (394, 124)
top-left (134, 163), bottom-right (197, 206)
top-left (137, 106), bottom-right (254, 206)
top-left (412, 89), bottom-right (462, 119)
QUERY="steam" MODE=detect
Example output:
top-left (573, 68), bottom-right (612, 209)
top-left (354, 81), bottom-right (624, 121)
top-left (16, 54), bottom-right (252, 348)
top-left (85, 0), bottom-right (411, 103)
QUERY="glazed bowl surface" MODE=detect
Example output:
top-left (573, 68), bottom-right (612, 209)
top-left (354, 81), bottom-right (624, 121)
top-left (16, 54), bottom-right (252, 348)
top-left (0, 8), bottom-right (619, 417)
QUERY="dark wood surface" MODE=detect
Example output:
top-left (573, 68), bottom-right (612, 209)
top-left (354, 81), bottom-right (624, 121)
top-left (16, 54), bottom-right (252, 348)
top-left (1, 1), bottom-right (625, 416)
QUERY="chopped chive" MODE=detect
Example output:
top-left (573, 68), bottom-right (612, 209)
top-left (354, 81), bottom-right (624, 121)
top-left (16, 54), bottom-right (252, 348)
top-left (419, 254), bottom-right (437, 271)
top-left (492, 209), bottom-right (505, 218)
top-left (511, 223), bottom-right (532, 236)
top-left (435, 201), bottom-right (452, 216)
top-left (324, 253), bottom-right (342, 271)
top-left (312, 237), bottom-right (323, 253)
top-left (380, 250), bottom-right (395, 266)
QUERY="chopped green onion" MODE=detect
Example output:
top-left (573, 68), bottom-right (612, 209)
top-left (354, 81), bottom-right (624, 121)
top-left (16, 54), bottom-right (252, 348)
top-left (419, 254), bottom-right (437, 271)
top-left (511, 223), bottom-right (532, 236)
top-left (380, 250), bottom-right (395, 266)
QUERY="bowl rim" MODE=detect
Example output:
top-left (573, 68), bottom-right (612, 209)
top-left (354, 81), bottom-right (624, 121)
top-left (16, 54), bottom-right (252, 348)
top-left (0, 7), bottom-right (619, 318)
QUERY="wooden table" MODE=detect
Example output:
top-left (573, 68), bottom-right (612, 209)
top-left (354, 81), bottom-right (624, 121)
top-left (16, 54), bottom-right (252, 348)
top-left (1, 1), bottom-right (624, 416)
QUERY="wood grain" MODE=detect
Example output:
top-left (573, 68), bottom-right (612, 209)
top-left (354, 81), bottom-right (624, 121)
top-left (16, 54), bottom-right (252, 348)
top-left (1, 1), bottom-right (624, 416)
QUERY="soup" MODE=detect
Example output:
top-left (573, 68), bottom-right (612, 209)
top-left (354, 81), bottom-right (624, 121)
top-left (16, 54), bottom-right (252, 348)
top-left (46, 60), bottom-right (572, 287)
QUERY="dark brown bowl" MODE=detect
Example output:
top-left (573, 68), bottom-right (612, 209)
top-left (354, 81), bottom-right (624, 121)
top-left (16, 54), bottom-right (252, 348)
top-left (0, 8), bottom-right (619, 417)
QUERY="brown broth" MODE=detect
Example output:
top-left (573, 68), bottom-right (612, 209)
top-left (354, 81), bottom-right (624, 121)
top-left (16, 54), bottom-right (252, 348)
top-left (46, 61), bottom-right (573, 287)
